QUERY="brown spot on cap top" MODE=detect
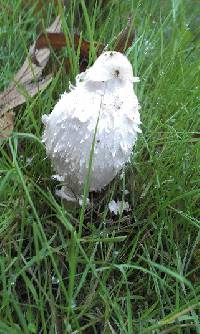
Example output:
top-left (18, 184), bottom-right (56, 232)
top-left (114, 69), bottom-right (120, 77)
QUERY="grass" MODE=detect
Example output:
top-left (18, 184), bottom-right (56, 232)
top-left (1, 0), bottom-right (200, 333)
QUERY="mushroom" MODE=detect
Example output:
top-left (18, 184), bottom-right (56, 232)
top-left (42, 51), bottom-right (141, 201)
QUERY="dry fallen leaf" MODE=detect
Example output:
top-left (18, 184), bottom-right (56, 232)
top-left (191, 129), bottom-right (200, 144)
top-left (0, 112), bottom-right (14, 139)
top-left (0, 16), bottom-right (61, 118)
top-left (33, 16), bottom-right (135, 71)
top-left (114, 16), bottom-right (135, 52)
top-left (0, 14), bottom-right (135, 136)
top-left (34, 17), bottom-right (135, 55)
top-left (34, 32), bottom-right (104, 58)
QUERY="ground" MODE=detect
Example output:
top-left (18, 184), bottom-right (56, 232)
top-left (1, 0), bottom-right (200, 333)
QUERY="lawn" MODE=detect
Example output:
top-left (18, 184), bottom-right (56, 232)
top-left (1, 0), bottom-right (200, 333)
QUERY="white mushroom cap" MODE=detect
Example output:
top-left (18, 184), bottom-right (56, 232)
top-left (84, 51), bottom-right (139, 83)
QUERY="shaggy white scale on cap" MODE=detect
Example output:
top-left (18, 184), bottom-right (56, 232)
top-left (42, 51), bottom-right (141, 201)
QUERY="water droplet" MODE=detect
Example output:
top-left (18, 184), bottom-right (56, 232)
top-left (51, 275), bottom-right (59, 285)
top-left (113, 251), bottom-right (119, 256)
top-left (10, 275), bottom-right (16, 286)
top-left (71, 300), bottom-right (77, 309)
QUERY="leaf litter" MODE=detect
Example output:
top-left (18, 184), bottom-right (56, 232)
top-left (0, 15), bottom-right (61, 138)
top-left (0, 12), bottom-right (135, 139)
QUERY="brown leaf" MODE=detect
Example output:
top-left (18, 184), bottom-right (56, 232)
top-left (114, 16), bottom-right (135, 52)
top-left (0, 16), bottom-right (61, 117)
top-left (0, 14), bottom-right (135, 119)
top-left (33, 16), bottom-right (134, 66)
top-left (191, 129), bottom-right (200, 144)
top-left (0, 112), bottom-right (14, 139)
top-left (34, 32), bottom-right (104, 58)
